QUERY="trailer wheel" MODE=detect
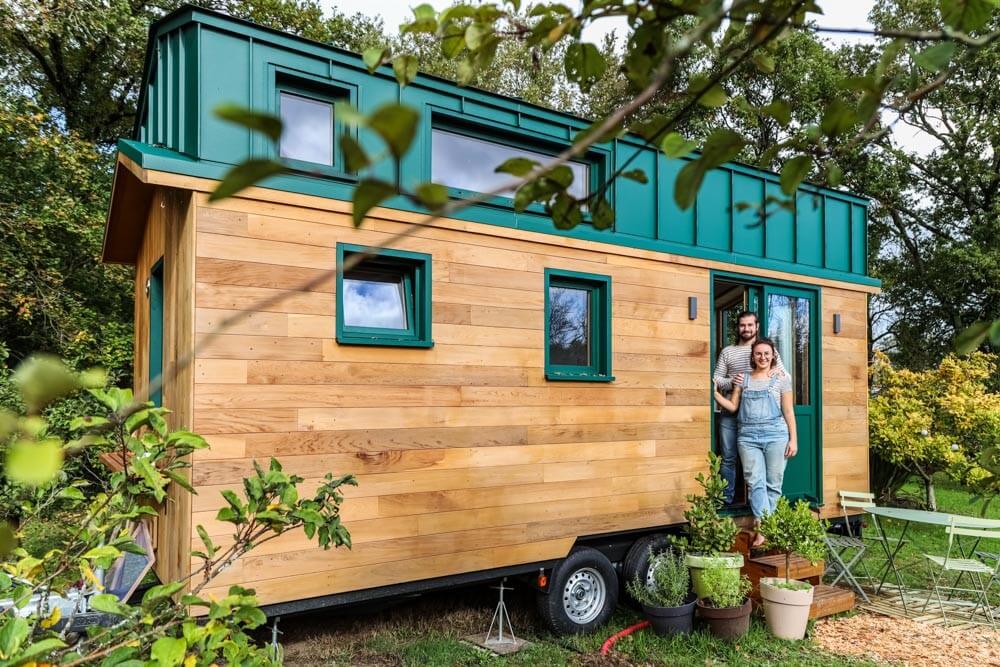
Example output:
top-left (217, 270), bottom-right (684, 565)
top-left (537, 547), bottom-right (618, 635)
top-left (621, 533), bottom-right (672, 607)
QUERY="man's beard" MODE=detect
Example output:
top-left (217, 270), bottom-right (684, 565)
top-left (739, 331), bottom-right (755, 341)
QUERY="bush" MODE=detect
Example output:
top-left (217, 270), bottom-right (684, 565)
top-left (676, 452), bottom-right (739, 555)
top-left (757, 497), bottom-right (827, 584)
top-left (626, 548), bottom-right (689, 608)
top-left (700, 564), bottom-right (752, 609)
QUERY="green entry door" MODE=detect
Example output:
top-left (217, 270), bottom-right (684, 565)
top-left (763, 285), bottom-right (819, 502)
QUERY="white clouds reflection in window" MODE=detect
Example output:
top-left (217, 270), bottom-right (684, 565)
top-left (549, 286), bottom-right (590, 366)
top-left (343, 271), bottom-right (408, 330)
top-left (279, 92), bottom-right (333, 165)
top-left (431, 129), bottom-right (589, 199)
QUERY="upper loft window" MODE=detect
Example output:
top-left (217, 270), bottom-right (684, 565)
top-left (279, 91), bottom-right (334, 166)
top-left (431, 128), bottom-right (590, 199)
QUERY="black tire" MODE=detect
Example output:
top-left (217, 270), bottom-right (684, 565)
top-left (621, 533), bottom-right (673, 608)
top-left (536, 547), bottom-right (618, 635)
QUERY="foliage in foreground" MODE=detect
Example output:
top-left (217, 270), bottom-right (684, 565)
top-left (757, 496), bottom-right (827, 584)
top-left (0, 355), bottom-right (355, 665)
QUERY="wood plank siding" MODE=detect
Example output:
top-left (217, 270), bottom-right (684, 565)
top-left (133, 188), bottom-right (196, 585)
top-left (155, 189), bottom-right (874, 607)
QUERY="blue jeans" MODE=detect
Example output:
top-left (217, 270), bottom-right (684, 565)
top-left (738, 424), bottom-right (788, 519)
top-left (718, 413), bottom-right (738, 504)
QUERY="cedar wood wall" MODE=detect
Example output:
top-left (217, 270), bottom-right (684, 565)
top-left (132, 187), bottom-right (870, 607)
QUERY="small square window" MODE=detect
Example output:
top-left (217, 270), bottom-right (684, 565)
top-left (545, 269), bottom-right (613, 382)
top-left (279, 91), bottom-right (334, 166)
top-left (336, 244), bottom-right (433, 348)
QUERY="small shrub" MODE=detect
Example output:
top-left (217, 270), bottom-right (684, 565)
top-left (757, 496), bottom-right (827, 584)
top-left (626, 548), bottom-right (689, 608)
top-left (676, 452), bottom-right (738, 555)
top-left (700, 564), bottom-right (751, 609)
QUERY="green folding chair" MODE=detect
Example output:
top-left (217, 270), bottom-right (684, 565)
top-left (836, 491), bottom-right (909, 597)
top-left (922, 519), bottom-right (1000, 628)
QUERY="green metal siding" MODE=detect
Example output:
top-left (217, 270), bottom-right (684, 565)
top-left (126, 7), bottom-right (877, 288)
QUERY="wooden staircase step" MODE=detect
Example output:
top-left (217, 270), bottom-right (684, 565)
top-left (748, 553), bottom-right (825, 580)
top-left (808, 584), bottom-right (855, 619)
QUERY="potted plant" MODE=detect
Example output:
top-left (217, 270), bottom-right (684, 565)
top-left (756, 496), bottom-right (828, 640)
top-left (695, 563), bottom-right (753, 640)
top-left (678, 453), bottom-right (742, 598)
top-left (625, 548), bottom-right (696, 636)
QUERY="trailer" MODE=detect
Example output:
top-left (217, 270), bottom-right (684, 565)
top-left (102, 6), bottom-right (876, 633)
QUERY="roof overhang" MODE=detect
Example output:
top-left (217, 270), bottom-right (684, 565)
top-left (102, 152), bottom-right (156, 265)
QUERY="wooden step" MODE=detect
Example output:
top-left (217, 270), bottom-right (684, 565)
top-left (743, 554), bottom-right (824, 599)
top-left (808, 584), bottom-right (855, 619)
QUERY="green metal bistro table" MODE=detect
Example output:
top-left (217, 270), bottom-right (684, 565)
top-left (865, 506), bottom-right (995, 612)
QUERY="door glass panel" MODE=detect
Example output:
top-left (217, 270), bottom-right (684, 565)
top-left (549, 285), bottom-right (591, 366)
top-left (767, 294), bottom-right (810, 405)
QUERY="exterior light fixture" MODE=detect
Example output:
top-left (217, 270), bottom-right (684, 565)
top-left (688, 296), bottom-right (698, 320)
top-left (833, 313), bottom-right (842, 334)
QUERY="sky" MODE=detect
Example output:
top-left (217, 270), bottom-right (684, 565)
top-left (318, 0), bottom-right (934, 153)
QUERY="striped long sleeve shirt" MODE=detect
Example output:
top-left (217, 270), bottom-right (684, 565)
top-left (713, 343), bottom-right (787, 398)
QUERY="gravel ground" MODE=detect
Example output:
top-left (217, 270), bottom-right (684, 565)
top-left (813, 612), bottom-right (1000, 666)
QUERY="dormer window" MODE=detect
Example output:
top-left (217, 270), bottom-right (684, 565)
top-left (279, 91), bottom-right (334, 166)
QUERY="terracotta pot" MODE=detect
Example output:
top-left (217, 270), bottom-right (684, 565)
top-left (685, 553), bottom-right (744, 599)
top-left (696, 597), bottom-right (752, 640)
top-left (759, 577), bottom-right (814, 640)
top-left (641, 593), bottom-right (697, 636)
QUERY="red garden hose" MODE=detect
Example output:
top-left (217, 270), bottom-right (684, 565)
top-left (600, 620), bottom-right (650, 655)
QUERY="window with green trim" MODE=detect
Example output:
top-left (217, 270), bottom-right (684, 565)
top-left (276, 77), bottom-right (349, 174)
top-left (544, 269), bottom-right (612, 382)
top-left (336, 244), bottom-right (433, 348)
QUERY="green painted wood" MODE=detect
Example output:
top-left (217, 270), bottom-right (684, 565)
top-left (149, 258), bottom-right (164, 408)
top-left (123, 6), bottom-right (878, 287)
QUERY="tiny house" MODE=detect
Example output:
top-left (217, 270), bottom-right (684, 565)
top-left (103, 6), bottom-right (875, 631)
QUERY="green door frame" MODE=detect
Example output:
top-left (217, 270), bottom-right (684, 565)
top-left (148, 258), bottom-right (164, 407)
top-left (709, 270), bottom-right (824, 507)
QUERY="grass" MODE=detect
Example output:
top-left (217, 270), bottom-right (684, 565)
top-left (852, 475), bottom-right (1000, 603)
top-left (278, 584), bottom-right (878, 666)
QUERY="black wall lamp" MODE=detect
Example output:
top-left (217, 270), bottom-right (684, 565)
top-left (688, 296), bottom-right (698, 320)
top-left (833, 313), bottom-right (842, 334)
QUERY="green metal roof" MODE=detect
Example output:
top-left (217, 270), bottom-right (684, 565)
top-left (124, 4), bottom-right (876, 287)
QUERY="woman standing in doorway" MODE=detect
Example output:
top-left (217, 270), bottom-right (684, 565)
top-left (713, 338), bottom-right (797, 547)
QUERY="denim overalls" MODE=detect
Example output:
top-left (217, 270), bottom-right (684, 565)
top-left (736, 374), bottom-right (790, 519)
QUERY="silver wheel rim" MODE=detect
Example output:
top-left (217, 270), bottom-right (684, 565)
top-left (646, 557), bottom-right (661, 588)
top-left (562, 567), bottom-right (606, 624)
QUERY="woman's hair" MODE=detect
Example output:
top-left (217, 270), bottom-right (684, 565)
top-left (751, 338), bottom-right (778, 369)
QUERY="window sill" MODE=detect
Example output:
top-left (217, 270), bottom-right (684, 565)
top-left (545, 372), bottom-right (615, 383)
top-left (336, 335), bottom-right (434, 348)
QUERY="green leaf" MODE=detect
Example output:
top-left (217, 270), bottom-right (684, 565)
top-left (362, 47), bottom-right (389, 72)
top-left (90, 593), bottom-right (130, 615)
top-left (990, 320), bottom-right (1000, 346)
top-left (6, 439), bottom-right (63, 486)
top-left (465, 24), bottom-right (488, 50)
top-left (760, 100), bottom-right (791, 126)
top-left (143, 581), bottom-right (185, 604)
top-left (163, 469), bottom-right (196, 494)
top-left (494, 157), bottom-right (539, 177)
top-left (213, 104), bottom-right (282, 143)
top-left (549, 192), bottom-right (581, 230)
top-left (564, 43), bottom-right (606, 90)
top-left (413, 183), bottom-right (449, 211)
top-left (826, 161), bottom-right (844, 188)
top-left (674, 161), bottom-right (706, 211)
top-left (913, 41), bottom-right (957, 72)
top-left (196, 525), bottom-right (217, 557)
top-left (660, 132), bottom-right (697, 159)
top-left (939, 0), bottom-right (994, 32)
top-left (590, 196), bottom-right (615, 230)
top-left (83, 545), bottom-right (122, 560)
top-left (622, 169), bottom-right (648, 184)
top-left (352, 179), bottom-right (396, 226)
top-left (700, 129), bottom-right (747, 168)
top-left (341, 134), bottom-right (371, 172)
top-left (367, 104), bottom-right (419, 159)
top-left (392, 55), bottom-right (419, 87)
top-left (132, 453), bottom-right (167, 502)
top-left (0, 617), bottom-right (29, 660)
top-left (955, 320), bottom-right (992, 354)
top-left (209, 159), bottom-right (285, 202)
top-left (13, 354), bottom-right (80, 413)
top-left (150, 636), bottom-right (187, 667)
top-left (547, 165), bottom-right (574, 189)
top-left (820, 100), bottom-right (856, 137)
top-left (752, 52), bottom-right (775, 74)
top-left (780, 155), bottom-right (813, 195)
top-left (441, 24), bottom-right (466, 58)
top-left (689, 76), bottom-right (727, 108)
top-left (8, 637), bottom-right (65, 664)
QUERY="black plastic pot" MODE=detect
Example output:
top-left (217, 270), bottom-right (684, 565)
top-left (696, 597), bottom-right (752, 640)
top-left (641, 593), bottom-right (697, 636)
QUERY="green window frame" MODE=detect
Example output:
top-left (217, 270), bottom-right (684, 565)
top-left (336, 243), bottom-right (433, 348)
top-left (275, 75), bottom-right (351, 177)
top-left (148, 258), bottom-right (164, 407)
top-left (544, 268), bottom-right (613, 382)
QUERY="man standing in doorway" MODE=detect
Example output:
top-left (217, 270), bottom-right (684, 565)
top-left (713, 311), bottom-right (786, 505)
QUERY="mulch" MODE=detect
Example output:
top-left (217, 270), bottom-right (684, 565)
top-left (812, 612), bottom-right (1000, 666)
